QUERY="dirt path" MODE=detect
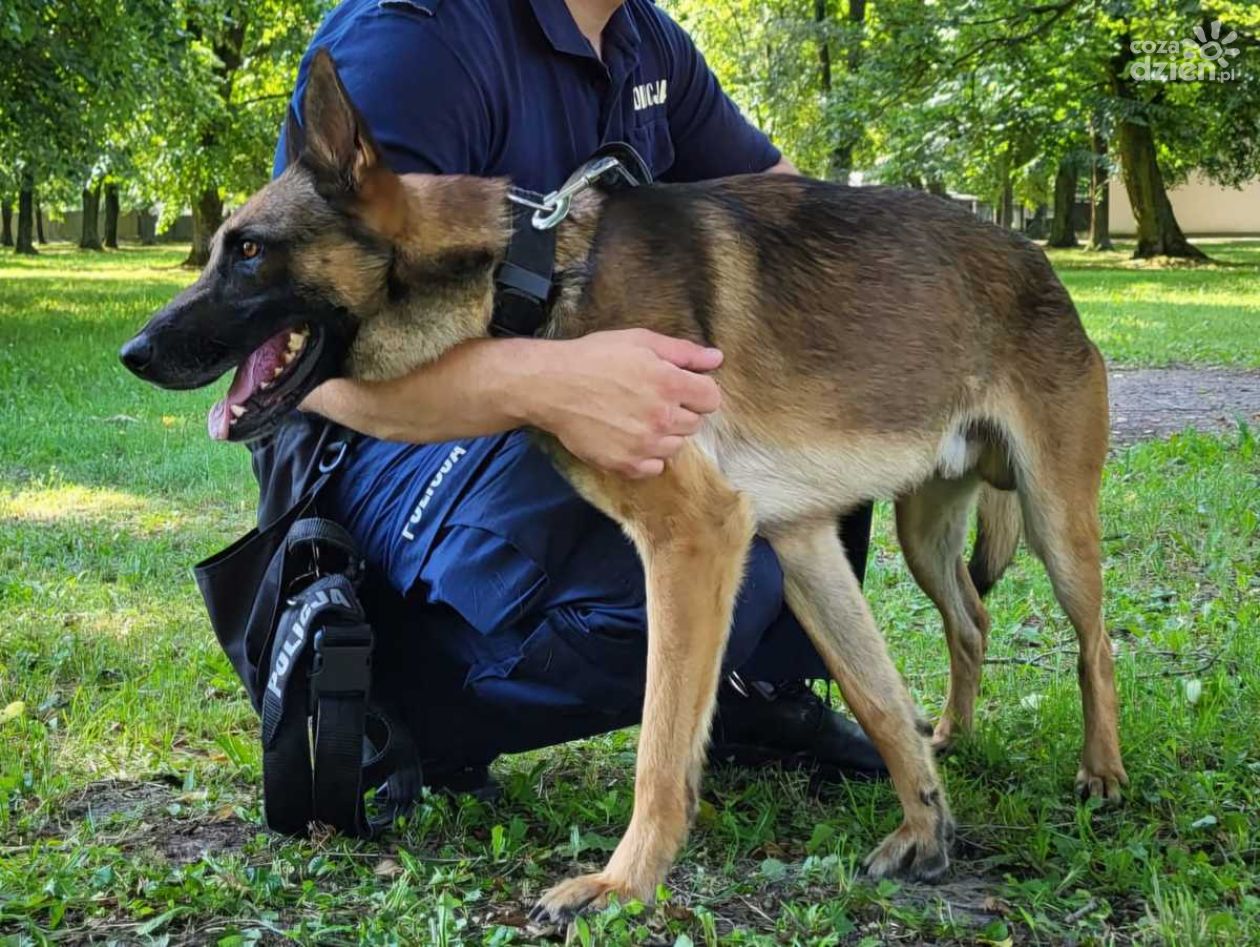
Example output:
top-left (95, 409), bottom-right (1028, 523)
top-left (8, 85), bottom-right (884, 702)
top-left (1108, 367), bottom-right (1260, 445)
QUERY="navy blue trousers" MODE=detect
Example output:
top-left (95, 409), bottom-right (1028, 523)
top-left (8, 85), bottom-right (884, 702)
top-left (328, 431), bottom-right (840, 768)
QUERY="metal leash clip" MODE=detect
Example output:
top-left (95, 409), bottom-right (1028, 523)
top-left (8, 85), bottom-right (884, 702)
top-left (507, 156), bottom-right (642, 231)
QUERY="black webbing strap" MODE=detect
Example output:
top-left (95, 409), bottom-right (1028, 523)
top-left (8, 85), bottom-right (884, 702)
top-left (258, 519), bottom-right (425, 838)
top-left (588, 140), bottom-right (653, 190)
top-left (309, 612), bottom-right (374, 830)
top-left (262, 572), bottom-right (374, 836)
top-left (286, 517), bottom-right (358, 556)
top-left (490, 195), bottom-right (557, 339)
top-left (362, 708), bottom-right (424, 813)
top-left (201, 428), bottom-right (423, 838)
top-left (489, 143), bottom-right (652, 339)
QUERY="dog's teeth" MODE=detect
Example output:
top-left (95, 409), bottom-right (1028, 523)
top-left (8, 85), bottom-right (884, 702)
top-left (287, 333), bottom-right (303, 352)
top-left (274, 363), bottom-right (286, 375)
top-left (230, 405), bottom-right (247, 419)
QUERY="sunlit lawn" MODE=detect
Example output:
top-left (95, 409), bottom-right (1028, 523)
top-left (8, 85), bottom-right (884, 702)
top-left (1053, 241), bottom-right (1260, 368)
top-left (1, 243), bottom-right (1257, 944)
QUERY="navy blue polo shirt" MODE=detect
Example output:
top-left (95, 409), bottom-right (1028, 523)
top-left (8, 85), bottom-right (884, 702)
top-left (273, 0), bottom-right (781, 187)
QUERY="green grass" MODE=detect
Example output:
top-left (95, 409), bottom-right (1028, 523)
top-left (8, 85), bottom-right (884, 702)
top-left (1052, 241), bottom-right (1260, 368)
top-left (1, 243), bottom-right (1258, 945)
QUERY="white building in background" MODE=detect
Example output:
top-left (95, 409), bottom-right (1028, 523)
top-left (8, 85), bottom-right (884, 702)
top-left (1109, 173), bottom-right (1260, 236)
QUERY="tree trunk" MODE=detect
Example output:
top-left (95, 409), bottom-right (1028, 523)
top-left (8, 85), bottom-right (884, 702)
top-left (817, 0), bottom-right (867, 181)
top-left (1047, 158), bottom-right (1080, 248)
top-left (15, 178), bottom-right (37, 255)
top-left (815, 3), bottom-right (832, 96)
top-left (1087, 127), bottom-right (1113, 252)
top-left (185, 187), bottom-right (223, 267)
top-left (998, 176), bottom-right (1015, 229)
top-left (35, 201), bottom-right (46, 243)
top-left (1026, 203), bottom-right (1048, 239)
top-left (815, 0), bottom-right (836, 179)
top-left (1107, 32), bottom-right (1204, 260)
top-left (1, 202), bottom-right (12, 246)
top-left (181, 19), bottom-right (244, 267)
top-left (1117, 119), bottom-right (1204, 259)
top-left (79, 184), bottom-right (104, 250)
top-left (104, 183), bottom-right (120, 249)
top-left (137, 208), bottom-right (157, 245)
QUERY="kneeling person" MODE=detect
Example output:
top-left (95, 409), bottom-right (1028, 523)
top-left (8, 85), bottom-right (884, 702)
top-left (256, 0), bottom-right (883, 794)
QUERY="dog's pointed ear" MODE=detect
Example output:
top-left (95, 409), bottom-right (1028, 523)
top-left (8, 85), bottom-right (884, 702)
top-left (300, 48), bottom-right (380, 191)
top-left (283, 105), bottom-right (305, 170)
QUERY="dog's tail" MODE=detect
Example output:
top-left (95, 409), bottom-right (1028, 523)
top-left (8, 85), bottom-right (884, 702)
top-left (968, 485), bottom-right (1021, 598)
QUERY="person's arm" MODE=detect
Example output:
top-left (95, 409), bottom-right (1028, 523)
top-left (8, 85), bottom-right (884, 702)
top-left (303, 331), bottom-right (722, 478)
top-left (287, 9), bottom-right (725, 477)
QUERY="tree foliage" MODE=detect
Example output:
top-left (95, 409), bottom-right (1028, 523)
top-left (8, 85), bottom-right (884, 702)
top-left (668, 0), bottom-right (1260, 258)
top-left (1, 0), bottom-right (1256, 260)
top-left (1, 0), bottom-right (330, 259)
top-left (127, 3), bottom-right (329, 226)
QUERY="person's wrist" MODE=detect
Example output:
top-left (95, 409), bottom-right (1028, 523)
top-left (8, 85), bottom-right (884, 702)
top-left (299, 376), bottom-right (348, 421)
top-left (493, 337), bottom-right (564, 431)
top-left (303, 376), bottom-right (387, 438)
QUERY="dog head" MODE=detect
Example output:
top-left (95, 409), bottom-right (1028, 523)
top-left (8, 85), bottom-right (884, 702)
top-left (120, 49), bottom-right (421, 442)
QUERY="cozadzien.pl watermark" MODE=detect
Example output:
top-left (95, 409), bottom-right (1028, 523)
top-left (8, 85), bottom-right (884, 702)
top-left (1129, 20), bottom-right (1242, 83)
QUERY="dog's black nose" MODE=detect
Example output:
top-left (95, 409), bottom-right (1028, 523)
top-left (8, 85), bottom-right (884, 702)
top-left (119, 334), bottom-right (153, 375)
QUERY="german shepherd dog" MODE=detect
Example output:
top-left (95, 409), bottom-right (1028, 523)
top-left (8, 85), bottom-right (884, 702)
top-left (122, 50), bottom-right (1125, 920)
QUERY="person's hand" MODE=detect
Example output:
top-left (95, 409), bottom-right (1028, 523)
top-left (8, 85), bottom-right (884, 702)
top-left (522, 329), bottom-right (723, 477)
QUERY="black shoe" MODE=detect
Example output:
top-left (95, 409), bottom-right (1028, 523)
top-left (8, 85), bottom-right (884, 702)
top-left (709, 678), bottom-right (888, 780)
top-left (423, 762), bottom-right (502, 803)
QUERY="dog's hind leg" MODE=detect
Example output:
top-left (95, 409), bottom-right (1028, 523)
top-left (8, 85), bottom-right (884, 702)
top-left (768, 519), bottom-right (954, 882)
top-left (1014, 354), bottom-right (1126, 801)
top-left (531, 443), bottom-right (754, 923)
top-left (896, 476), bottom-right (991, 751)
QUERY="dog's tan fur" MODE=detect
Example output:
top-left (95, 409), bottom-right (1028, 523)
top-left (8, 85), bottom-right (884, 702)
top-left (211, 51), bottom-right (1127, 919)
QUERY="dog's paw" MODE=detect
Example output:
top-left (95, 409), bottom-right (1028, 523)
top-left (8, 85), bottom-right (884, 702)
top-left (929, 722), bottom-right (955, 756)
top-left (929, 711), bottom-right (978, 755)
top-left (1075, 760), bottom-right (1128, 805)
top-left (528, 872), bottom-right (652, 927)
top-left (863, 808), bottom-right (954, 884)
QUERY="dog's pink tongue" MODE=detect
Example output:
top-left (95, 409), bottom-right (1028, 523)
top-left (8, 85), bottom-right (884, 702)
top-left (208, 399), bottom-right (232, 441)
top-left (207, 330), bottom-right (290, 440)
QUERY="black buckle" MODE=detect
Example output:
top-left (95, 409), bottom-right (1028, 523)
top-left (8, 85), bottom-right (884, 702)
top-left (309, 626), bottom-right (372, 703)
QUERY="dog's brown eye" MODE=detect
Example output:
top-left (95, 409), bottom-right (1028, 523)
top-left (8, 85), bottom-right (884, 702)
top-left (240, 240), bottom-right (261, 260)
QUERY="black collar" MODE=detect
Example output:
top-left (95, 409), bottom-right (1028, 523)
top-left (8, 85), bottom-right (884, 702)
top-left (490, 143), bottom-right (653, 339)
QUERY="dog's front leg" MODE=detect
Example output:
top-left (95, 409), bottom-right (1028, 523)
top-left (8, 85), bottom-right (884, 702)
top-left (531, 444), bottom-right (754, 924)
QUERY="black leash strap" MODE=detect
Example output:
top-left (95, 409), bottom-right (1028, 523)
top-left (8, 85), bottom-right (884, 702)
top-left (309, 609), bottom-right (374, 831)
